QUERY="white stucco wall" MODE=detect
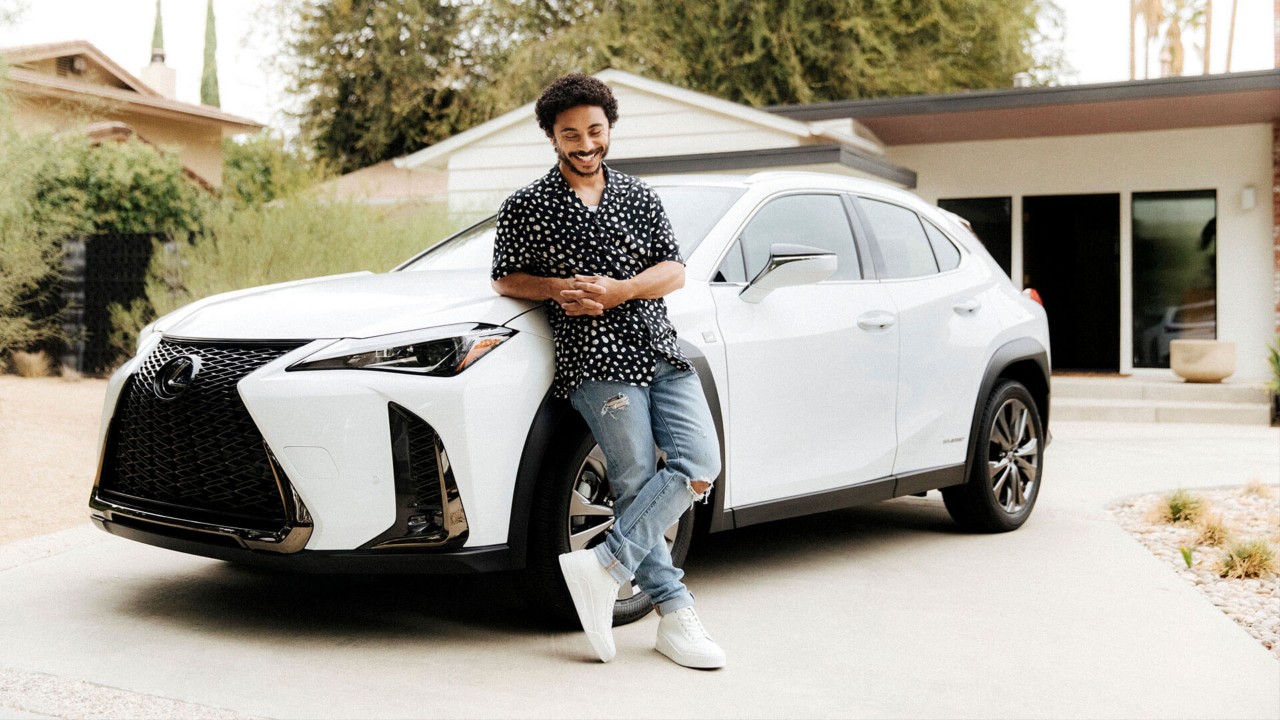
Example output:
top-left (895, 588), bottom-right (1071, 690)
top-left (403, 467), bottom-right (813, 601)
top-left (887, 124), bottom-right (1274, 382)
top-left (445, 83), bottom-right (811, 214)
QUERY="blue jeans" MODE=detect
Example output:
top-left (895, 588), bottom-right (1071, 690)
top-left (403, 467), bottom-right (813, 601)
top-left (569, 360), bottom-right (721, 615)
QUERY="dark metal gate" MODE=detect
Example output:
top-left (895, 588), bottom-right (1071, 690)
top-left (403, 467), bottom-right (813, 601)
top-left (60, 233), bottom-right (161, 375)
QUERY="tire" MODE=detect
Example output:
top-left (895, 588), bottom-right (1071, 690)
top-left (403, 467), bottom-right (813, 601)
top-left (526, 427), bottom-right (695, 628)
top-left (942, 379), bottom-right (1044, 532)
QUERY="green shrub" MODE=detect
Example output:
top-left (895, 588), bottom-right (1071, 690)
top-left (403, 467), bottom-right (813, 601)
top-left (222, 132), bottom-right (324, 209)
top-left (28, 135), bottom-right (207, 236)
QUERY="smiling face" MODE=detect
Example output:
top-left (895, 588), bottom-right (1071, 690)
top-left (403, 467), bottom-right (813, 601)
top-left (550, 105), bottom-right (610, 178)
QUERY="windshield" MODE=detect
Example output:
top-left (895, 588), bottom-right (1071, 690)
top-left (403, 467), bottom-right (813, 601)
top-left (398, 184), bottom-right (744, 272)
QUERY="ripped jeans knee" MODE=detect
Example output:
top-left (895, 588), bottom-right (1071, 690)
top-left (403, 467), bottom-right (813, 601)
top-left (687, 477), bottom-right (714, 503)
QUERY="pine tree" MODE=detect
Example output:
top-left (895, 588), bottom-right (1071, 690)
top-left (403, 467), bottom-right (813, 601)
top-left (201, 0), bottom-right (220, 107)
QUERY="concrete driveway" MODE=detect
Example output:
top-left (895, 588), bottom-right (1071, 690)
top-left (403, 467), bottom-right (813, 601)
top-left (1, 420), bottom-right (1277, 719)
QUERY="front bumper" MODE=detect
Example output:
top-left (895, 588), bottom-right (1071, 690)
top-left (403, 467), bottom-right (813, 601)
top-left (91, 510), bottom-right (515, 573)
top-left (91, 330), bottom-right (554, 565)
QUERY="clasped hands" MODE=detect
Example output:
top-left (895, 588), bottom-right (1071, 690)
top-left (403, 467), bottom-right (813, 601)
top-left (557, 274), bottom-right (631, 317)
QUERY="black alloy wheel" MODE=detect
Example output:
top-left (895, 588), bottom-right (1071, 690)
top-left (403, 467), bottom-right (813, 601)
top-left (942, 379), bottom-right (1044, 532)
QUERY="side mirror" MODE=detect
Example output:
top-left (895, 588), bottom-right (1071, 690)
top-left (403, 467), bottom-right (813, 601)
top-left (739, 243), bottom-right (838, 304)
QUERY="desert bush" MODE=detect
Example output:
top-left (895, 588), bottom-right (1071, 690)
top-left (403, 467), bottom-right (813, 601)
top-left (1266, 334), bottom-right (1279, 394)
top-left (107, 197), bottom-right (468, 359)
top-left (1217, 539), bottom-right (1276, 579)
top-left (0, 130), bottom-right (77, 356)
top-left (1156, 489), bottom-right (1205, 524)
top-left (1193, 513), bottom-right (1232, 547)
top-left (1241, 476), bottom-right (1276, 499)
top-left (9, 350), bottom-right (51, 377)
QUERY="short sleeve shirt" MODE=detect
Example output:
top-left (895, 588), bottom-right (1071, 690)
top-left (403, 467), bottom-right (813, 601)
top-left (491, 164), bottom-right (692, 398)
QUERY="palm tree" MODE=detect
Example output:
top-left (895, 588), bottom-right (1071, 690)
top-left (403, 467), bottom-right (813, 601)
top-left (1136, 0), bottom-right (1165, 78)
top-left (1202, 0), bottom-right (1212, 73)
top-left (1224, 0), bottom-right (1238, 71)
top-left (1132, 0), bottom-right (1144, 77)
top-left (1162, 0), bottom-right (1209, 77)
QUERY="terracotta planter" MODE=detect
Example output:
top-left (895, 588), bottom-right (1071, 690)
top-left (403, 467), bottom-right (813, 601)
top-left (1169, 339), bottom-right (1236, 383)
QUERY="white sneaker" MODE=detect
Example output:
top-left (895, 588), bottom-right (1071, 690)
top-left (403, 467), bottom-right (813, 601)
top-left (656, 606), bottom-right (726, 669)
top-left (558, 549), bottom-right (621, 662)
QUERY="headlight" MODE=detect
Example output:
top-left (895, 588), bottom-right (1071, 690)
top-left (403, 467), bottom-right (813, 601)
top-left (288, 323), bottom-right (515, 376)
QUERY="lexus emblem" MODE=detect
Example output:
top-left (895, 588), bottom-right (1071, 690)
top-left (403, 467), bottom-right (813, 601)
top-left (153, 355), bottom-right (202, 400)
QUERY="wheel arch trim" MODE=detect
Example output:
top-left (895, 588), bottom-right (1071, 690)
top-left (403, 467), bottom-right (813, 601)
top-left (963, 338), bottom-right (1051, 484)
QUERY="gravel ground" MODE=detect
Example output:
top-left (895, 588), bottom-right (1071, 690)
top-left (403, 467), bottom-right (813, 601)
top-left (1108, 484), bottom-right (1280, 660)
top-left (0, 374), bottom-right (108, 544)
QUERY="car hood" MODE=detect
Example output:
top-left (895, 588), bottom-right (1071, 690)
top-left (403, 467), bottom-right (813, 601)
top-left (158, 269), bottom-right (539, 341)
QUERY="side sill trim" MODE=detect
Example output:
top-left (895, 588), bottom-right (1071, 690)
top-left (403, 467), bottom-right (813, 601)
top-left (731, 464), bottom-right (964, 529)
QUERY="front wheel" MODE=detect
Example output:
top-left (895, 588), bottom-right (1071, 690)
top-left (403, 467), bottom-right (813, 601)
top-left (942, 379), bottom-right (1044, 532)
top-left (526, 428), bottom-right (694, 627)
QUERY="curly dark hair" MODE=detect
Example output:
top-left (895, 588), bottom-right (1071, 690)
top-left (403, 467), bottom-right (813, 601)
top-left (534, 73), bottom-right (619, 137)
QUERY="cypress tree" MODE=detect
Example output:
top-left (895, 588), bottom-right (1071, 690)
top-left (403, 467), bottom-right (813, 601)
top-left (151, 0), bottom-right (164, 53)
top-left (200, 0), bottom-right (220, 107)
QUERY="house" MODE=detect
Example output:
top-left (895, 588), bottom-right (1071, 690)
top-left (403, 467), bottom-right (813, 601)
top-left (389, 69), bottom-right (911, 213)
top-left (768, 70), bottom-right (1279, 382)
top-left (337, 68), bottom-right (1280, 383)
top-left (0, 40), bottom-right (262, 187)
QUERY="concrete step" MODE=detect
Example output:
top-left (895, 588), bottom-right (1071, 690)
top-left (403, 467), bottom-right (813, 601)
top-left (1051, 375), bottom-right (1270, 404)
top-left (1052, 397), bottom-right (1273, 425)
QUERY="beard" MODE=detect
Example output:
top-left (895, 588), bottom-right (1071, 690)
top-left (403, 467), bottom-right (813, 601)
top-left (556, 144), bottom-right (609, 177)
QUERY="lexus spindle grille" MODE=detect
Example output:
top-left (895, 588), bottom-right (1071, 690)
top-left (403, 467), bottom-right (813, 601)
top-left (98, 338), bottom-right (306, 531)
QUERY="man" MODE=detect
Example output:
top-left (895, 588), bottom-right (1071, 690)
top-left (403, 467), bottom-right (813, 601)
top-left (490, 73), bottom-right (725, 669)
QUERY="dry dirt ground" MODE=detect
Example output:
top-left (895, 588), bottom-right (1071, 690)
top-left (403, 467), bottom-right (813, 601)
top-left (0, 375), bottom-right (108, 544)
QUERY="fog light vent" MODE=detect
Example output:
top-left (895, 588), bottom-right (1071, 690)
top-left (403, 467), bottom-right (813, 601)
top-left (368, 403), bottom-right (468, 549)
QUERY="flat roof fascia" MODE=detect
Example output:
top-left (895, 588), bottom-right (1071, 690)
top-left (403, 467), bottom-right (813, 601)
top-left (608, 144), bottom-right (917, 188)
top-left (767, 69), bottom-right (1280, 121)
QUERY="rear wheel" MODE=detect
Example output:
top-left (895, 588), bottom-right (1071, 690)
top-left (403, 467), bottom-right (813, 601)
top-left (526, 428), bottom-right (694, 627)
top-left (942, 380), bottom-right (1044, 532)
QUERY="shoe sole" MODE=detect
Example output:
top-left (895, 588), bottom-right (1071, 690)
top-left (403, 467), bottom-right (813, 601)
top-left (656, 634), bottom-right (726, 669)
top-left (559, 554), bottom-right (616, 663)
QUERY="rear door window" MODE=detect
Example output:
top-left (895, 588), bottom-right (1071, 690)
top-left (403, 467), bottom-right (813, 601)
top-left (858, 198), bottom-right (939, 279)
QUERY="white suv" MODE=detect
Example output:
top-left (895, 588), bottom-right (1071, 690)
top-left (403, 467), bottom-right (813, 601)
top-left (90, 171), bottom-right (1051, 625)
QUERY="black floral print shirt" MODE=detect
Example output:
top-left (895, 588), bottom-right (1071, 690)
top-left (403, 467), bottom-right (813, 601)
top-left (492, 164), bottom-right (692, 399)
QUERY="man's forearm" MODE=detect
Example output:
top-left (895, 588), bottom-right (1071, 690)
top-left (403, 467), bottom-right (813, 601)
top-left (492, 273), bottom-right (571, 302)
top-left (625, 260), bottom-right (685, 300)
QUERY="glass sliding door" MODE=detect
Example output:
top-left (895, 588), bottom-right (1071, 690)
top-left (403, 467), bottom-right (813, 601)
top-left (1132, 191), bottom-right (1217, 369)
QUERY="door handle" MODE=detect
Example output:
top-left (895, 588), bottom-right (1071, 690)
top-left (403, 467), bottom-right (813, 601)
top-left (857, 312), bottom-right (896, 331)
top-left (953, 299), bottom-right (981, 314)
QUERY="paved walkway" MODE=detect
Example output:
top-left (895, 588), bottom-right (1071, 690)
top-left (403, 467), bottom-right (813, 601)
top-left (1, 421), bottom-right (1277, 719)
